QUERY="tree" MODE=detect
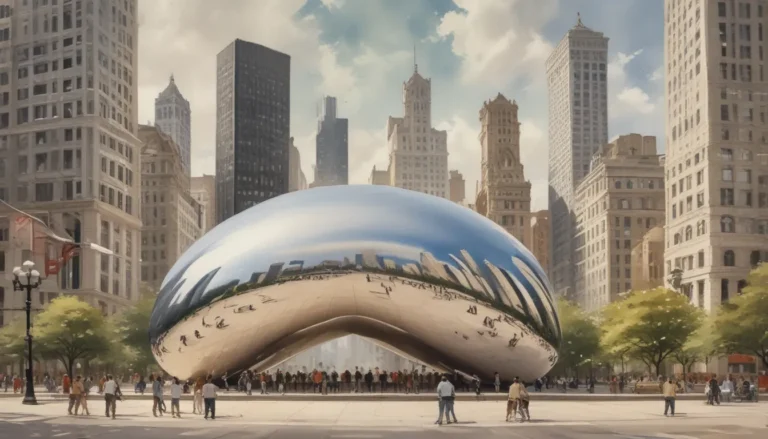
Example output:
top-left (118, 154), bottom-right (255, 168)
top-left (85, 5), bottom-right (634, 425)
top-left (712, 263), bottom-right (768, 368)
top-left (33, 296), bottom-right (113, 376)
top-left (112, 287), bottom-right (158, 374)
top-left (601, 287), bottom-right (702, 376)
top-left (554, 297), bottom-right (601, 376)
top-left (0, 318), bottom-right (33, 362)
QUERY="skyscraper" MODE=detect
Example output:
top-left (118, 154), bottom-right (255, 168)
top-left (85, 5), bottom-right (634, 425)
top-left (475, 94), bottom-right (532, 248)
top-left (0, 0), bottom-right (141, 319)
top-left (215, 39), bottom-right (290, 223)
top-left (314, 96), bottom-right (348, 186)
top-left (155, 75), bottom-right (191, 178)
top-left (385, 64), bottom-right (449, 198)
top-left (663, 0), bottom-right (768, 311)
top-left (546, 14), bottom-right (609, 298)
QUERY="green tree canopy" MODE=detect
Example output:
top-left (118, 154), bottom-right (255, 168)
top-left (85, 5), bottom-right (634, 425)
top-left (112, 287), bottom-right (157, 373)
top-left (712, 263), bottom-right (768, 368)
top-left (33, 296), bottom-right (112, 376)
top-left (0, 318), bottom-right (33, 362)
top-left (554, 297), bottom-right (601, 375)
top-left (601, 287), bottom-right (702, 376)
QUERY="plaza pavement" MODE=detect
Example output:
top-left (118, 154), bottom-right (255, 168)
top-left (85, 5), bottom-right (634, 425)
top-left (0, 398), bottom-right (765, 430)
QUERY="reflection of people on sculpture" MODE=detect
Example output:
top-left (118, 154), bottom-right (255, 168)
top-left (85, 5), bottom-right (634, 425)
top-left (508, 334), bottom-right (519, 348)
top-left (216, 319), bottom-right (229, 329)
top-left (202, 317), bottom-right (212, 328)
top-left (194, 330), bottom-right (203, 339)
top-left (180, 335), bottom-right (187, 346)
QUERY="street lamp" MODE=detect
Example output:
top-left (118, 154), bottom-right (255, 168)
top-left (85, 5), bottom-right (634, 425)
top-left (11, 260), bottom-right (41, 405)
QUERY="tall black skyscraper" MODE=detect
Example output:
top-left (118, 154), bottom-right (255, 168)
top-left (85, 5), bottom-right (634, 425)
top-left (215, 39), bottom-right (290, 223)
top-left (314, 96), bottom-right (349, 186)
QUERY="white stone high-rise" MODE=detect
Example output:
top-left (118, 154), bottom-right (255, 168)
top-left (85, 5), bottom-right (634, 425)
top-left (155, 75), bottom-right (191, 178)
top-left (663, 0), bottom-right (768, 311)
top-left (0, 0), bottom-right (141, 322)
top-left (385, 63), bottom-right (448, 197)
top-left (546, 14), bottom-right (609, 299)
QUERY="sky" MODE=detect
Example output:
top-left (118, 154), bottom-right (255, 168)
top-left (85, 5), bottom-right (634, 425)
top-left (137, 0), bottom-right (665, 211)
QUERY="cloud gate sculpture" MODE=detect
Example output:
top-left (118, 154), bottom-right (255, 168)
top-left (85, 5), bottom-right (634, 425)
top-left (149, 186), bottom-right (560, 382)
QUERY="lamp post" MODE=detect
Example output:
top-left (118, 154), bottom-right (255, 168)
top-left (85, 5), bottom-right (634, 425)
top-left (11, 260), bottom-right (41, 405)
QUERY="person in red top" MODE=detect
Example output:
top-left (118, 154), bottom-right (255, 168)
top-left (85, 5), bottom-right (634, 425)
top-left (62, 374), bottom-right (71, 394)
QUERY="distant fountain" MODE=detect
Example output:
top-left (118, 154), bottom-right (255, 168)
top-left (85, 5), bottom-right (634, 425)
top-left (280, 335), bottom-right (422, 373)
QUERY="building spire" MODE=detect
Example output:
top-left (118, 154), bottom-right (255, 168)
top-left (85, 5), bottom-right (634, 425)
top-left (413, 43), bottom-right (418, 73)
top-left (170, 73), bottom-right (175, 84)
top-left (576, 12), bottom-right (583, 27)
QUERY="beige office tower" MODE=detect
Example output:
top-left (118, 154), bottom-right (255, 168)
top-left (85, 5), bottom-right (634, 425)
top-left (546, 15), bottom-right (609, 299)
top-left (663, 0), bottom-right (768, 311)
top-left (386, 64), bottom-right (449, 198)
top-left (631, 226), bottom-right (665, 291)
top-left (449, 170), bottom-right (465, 204)
top-left (0, 0), bottom-right (141, 322)
top-left (288, 137), bottom-right (307, 192)
top-left (573, 134), bottom-right (665, 312)
top-left (475, 94), bottom-right (532, 248)
top-left (368, 165), bottom-right (390, 185)
top-left (531, 210), bottom-right (551, 277)
top-left (138, 126), bottom-right (202, 290)
top-left (191, 175), bottom-right (216, 233)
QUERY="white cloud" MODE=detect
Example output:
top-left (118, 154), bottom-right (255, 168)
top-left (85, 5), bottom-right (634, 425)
top-left (435, 0), bottom-right (558, 87)
top-left (320, 0), bottom-right (345, 9)
top-left (616, 88), bottom-right (655, 115)
top-left (608, 49), bottom-right (660, 119)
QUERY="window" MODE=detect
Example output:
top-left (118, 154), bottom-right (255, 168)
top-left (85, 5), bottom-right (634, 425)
top-left (750, 250), bottom-right (762, 267)
top-left (724, 250), bottom-right (736, 266)
top-left (722, 167), bottom-right (733, 181)
top-left (35, 182), bottom-right (54, 202)
top-left (721, 188), bottom-right (734, 205)
top-left (698, 251), bottom-right (705, 268)
top-left (685, 226), bottom-right (693, 240)
top-left (721, 279), bottom-right (730, 303)
top-left (721, 216), bottom-right (735, 233)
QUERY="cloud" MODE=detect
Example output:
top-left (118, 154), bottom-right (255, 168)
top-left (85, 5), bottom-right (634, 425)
top-left (435, 0), bottom-right (558, 87)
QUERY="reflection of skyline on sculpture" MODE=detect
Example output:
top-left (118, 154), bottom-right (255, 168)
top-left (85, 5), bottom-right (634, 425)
top-left (148, 186), bottom-right (560, 382)
top-left (151, 246), bottom-right (559, 346)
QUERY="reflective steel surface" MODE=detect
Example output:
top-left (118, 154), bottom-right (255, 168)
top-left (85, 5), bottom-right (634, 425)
top-left (149, 185), bottom-right (560, 382)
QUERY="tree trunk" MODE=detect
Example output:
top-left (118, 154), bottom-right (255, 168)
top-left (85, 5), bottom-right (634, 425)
top-left (66, 358), bottom-right (74, 378)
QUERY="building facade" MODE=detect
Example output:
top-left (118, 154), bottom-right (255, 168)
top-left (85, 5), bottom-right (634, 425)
top-left (546, 15), bottom-right (609, 299)
top-left (215, 39), bottom-right (290, 223)
top-left (191, 175), bottom-right (216, 233)
top-left (573, 134), bottom-right (665, 312)
top-left (154, 75), bottom-right (191, 178)
top-left (531, 210), bottom-right (551, 278)
top-left (385, 65), bottom-right (448, 197)
top-left (0, 0), bottom-right (141, 325)
top-left (449, 170), bottom-right (465, 204)
top-left (663, 0), bottom-right (768, 311)
top-left (314, 96), bottom-right (348, 187)
top-left (139, 125), bottom-right (202, 290)
top-left (288, 137), bottom-right (307, 192)
top-left (631, 226), bottom-right (665, 291)
top-left (475, 94), bottom-right (532, 248)
top-left (368, 166), bottom-right (389, 185)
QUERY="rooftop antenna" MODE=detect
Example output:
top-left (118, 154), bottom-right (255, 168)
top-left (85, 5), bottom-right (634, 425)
top-left (413, 43), bottom-right (418, 73)
top-left (576, 12), bottom-right (583, 27)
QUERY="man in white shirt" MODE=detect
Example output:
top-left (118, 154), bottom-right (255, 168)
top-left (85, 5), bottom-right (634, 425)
top-left (170, 377), bottom-right (183, 418)
top-left (103, 375), bottom-right (120, 419)
top-left (202, 375), bottom-right (219, 420)
top-left (435, 375), bottom-right (455, 425)
top-left (720, 375), bottom-right (734, 402)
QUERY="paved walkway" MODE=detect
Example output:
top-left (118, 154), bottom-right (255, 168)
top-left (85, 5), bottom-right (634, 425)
top-left (0, 398), bottom-right (765, 429)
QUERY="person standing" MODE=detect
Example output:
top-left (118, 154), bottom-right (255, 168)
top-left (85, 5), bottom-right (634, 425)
top-left (103, 375), bottom-right (120, 419)
top-left (170, 377), bottom-right (183, 418)
top-left (202, 375), bottom-right (218, 420)
top-left (193, 376), bottom-right (204, 414)
top-left (507, 377), bottom-right (523, 422)
top-left (662, 376), bottom-right (677, 416)
top-left (69, 376), bottom-right (84, 415)
top-left (435, 375), bottom-right (455, 425)
top-left (494, 372), bottom-right (501, 393)
top-left (354, 367), bottom-right (362, 393)
top-left (80, 377), bottom-right (91, 416)
top-left (152, 375), bottom-right (165, 417)
top-left (62, 374), bottom-right (71, 395)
